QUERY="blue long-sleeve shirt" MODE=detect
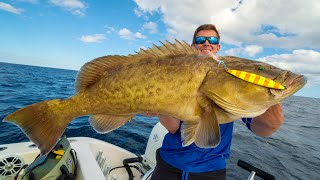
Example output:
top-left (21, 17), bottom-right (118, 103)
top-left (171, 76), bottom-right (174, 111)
top-left (159, 118), bottom-right (252, 173)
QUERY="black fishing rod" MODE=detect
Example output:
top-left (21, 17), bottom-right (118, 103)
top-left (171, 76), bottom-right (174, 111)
top-left (238, 159), bottom-right (276, 180)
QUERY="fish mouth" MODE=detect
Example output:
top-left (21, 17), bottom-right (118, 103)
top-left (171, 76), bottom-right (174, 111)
top-left (270, 75), bottom-right (307, 98)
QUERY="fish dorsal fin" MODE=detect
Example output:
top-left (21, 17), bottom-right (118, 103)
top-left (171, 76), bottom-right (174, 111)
top-left (76, 39), bottom-right (197, 93)
top-left (129, 39), bottom-right (197, 59)
top-left (75, 55), bottom-right (129, 93)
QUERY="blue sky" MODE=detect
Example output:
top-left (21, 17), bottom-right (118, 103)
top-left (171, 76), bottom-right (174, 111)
top-left (0, 0), bottom-right (319, 98)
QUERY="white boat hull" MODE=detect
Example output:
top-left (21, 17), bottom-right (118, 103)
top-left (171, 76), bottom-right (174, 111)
top-left (0, 122), bottom-right (168, 180)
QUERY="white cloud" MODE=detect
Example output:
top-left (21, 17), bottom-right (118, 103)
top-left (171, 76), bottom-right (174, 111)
top-left (0, 2), bottom-right (24, 14)
top-left (134, 0), bottom-right (161, 13)
top-left (257, 50), bottom-right (320, 86)
top-left (143, 22), bottom-right (158, 34)
top-left (132, 0), bottom-right (319, 90)
top-left (134, 7), bottom-right (150, 20)
top-left (80, 34), bottom-right (106, 43)
top-left (118, 28), bottom-right (132, 39)
top-left (134, 32), bottom-right (146, 39)
top-left (104, 25), bottom-right (115, 34)
top-left (134, 8), bottom-right (143, 17)
top-left (225, 45), bottom-right (263, 57)
top-left (118, 28), bottom-right (146, 40)
top-left (49, 0), bottom-right (87, 17)
top-left (225, 48), bottom-right (241, 57)
top-left (244, 45), bottom-right (263, 57)
top-left (134, 0), bottom-right (320, 49)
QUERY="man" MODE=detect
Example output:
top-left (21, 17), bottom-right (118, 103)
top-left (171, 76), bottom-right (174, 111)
top-left (150, 24), bottom-right (284, 180)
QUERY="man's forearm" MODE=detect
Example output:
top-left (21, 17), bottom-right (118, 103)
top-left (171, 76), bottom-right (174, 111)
top-left (159, 115), bottom-right (180, 134)
top-left (144, 113), bottom-right (180, 133)
top-left (251, 104), bottom-right (284, 136)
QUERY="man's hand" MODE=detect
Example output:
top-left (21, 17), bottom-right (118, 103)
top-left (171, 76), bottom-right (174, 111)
top-left (251, 103), bottom-right (284, 136)
top-left (144, 113), bottom-right (180, 134)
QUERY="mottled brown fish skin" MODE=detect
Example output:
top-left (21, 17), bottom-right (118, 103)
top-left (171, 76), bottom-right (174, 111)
top-left (71, 55), bottom-right (215, 121)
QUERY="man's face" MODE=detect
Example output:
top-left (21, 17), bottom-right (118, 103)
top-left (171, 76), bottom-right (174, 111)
top-left (192, 30), bottom-right (220, 55)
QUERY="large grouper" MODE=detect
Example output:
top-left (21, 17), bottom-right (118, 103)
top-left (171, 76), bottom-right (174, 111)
top-left (4, 40), bottom-right (307, 155)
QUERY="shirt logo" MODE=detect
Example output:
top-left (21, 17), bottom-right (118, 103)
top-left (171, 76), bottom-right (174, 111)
top-left (153, 134), bottom-right (159, 142)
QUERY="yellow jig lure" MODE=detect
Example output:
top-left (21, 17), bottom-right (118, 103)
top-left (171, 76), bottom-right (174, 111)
top-left (218, 60), bottom-right (286, 90)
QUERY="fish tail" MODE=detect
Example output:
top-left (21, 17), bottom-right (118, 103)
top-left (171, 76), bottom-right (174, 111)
top-left (3, 99), bottom-right (73, 155)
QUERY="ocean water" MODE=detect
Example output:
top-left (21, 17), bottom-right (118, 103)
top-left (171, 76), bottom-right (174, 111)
top-left (0, 62), bottom-right (319, 180)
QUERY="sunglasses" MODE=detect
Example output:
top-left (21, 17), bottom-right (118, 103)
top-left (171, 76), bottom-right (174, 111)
top-left (194, 36), bottom-right (219, 45)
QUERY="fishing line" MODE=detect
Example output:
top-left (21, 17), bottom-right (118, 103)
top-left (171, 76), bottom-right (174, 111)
top-left (311, 98), bottom-right (320, 105)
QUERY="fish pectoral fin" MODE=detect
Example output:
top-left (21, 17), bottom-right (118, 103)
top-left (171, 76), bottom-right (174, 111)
top-left (194, 107), bottom-right (221, 148)
top-left (181, 111), bottom-right (220, 148)
top-left (89, 114), bottom-right (134, 133)
top-left (181, 121), bottom-right (198, 147)
top-left (194, 95), bottom-right (221, 148)
top-left (181, 96), bottom-right (221, 148)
